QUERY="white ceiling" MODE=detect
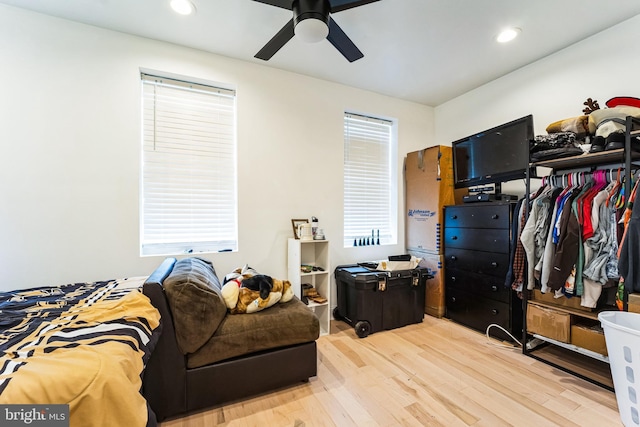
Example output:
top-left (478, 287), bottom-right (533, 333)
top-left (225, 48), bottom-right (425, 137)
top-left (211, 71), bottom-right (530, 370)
top-left (3, 0), bottom-right (640, 106)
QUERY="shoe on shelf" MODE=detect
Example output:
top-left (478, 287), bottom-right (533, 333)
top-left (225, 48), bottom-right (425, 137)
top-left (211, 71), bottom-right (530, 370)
top-left (589, 135), bottom-right (606, 153)
top-left (604, 131), bottom-right (625, 151)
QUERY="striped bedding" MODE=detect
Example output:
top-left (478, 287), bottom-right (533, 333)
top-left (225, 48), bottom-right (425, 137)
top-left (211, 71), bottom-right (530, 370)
top-left (0, 276), bottom-right (161, 427)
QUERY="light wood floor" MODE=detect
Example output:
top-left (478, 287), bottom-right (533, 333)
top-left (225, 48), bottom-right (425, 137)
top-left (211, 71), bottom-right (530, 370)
top-left (161, 316), bottom-right (622, 427)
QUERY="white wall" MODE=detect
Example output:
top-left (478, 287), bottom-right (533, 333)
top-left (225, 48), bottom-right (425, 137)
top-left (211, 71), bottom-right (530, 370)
top-left (0, 5), bottom-right (434, 291)
top-left (435, 14), bottom-right (640, 196)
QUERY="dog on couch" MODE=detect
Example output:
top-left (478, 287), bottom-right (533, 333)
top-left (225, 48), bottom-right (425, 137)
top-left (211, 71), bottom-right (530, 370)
top-left (221, 265), bottom-right (294, 314)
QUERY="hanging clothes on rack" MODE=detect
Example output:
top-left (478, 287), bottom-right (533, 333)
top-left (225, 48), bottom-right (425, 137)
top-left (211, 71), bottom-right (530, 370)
top-left (562, 174), bottom-right (590, 297)
top-left (536, 173), bottom-right (575, 294)
top-left (505, 197), bottom-right (524, 291)
top-left (618, 171), bottom-right (640, 292)
top-left (539, 179), bottom-right (566, 294)
top-left (513, 182), bottom-right (550, 294)
top-left (548, 174), bottom-right (582, 292)
top-left (581, 171), bottom-right (616, 307)
top-left (510, 198), bottom-right (528, 294)
top-left (521, 168), bottom-right (630, 308)
top-left (582, 175), bottom-right (622, 292)
top-left (520, 180), bottom-right (560, 291)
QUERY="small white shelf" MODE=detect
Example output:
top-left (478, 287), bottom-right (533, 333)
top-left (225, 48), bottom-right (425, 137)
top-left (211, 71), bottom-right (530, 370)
top-left (288, 238), bottom-right (330, 336)
top-left (307, 300), bottom-right (329, 309)
top-left (301, 271), bottom-right (328, 277)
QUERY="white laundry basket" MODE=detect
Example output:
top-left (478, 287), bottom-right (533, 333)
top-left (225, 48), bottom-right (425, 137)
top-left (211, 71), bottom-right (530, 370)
top-left (599, 311), bottom-right (640, 426)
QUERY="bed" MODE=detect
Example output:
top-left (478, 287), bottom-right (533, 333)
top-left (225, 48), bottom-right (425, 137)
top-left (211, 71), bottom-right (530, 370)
top-left (0, 276), bottom-right (161, 427)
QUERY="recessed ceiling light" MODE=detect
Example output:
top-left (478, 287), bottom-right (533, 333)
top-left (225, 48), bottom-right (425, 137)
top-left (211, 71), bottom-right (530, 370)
top-left (170, 0), bottom-right (196, 16)
top-left (496, 27), bottom-right (521, 43)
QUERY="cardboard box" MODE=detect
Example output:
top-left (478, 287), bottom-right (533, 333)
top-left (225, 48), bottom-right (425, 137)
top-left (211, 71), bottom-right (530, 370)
top-left (410, 250), bottom-right (445, 318)
top-left (628, 293), bottom-right (640, 313)
top-left (526, 303), bottom-right (572, 343)
top-left (405, 146), bottom-right (456, 254)
top-left (531, 289), bottom-right (593, 313)
top-left (571, 322), bottom-right (608, 356)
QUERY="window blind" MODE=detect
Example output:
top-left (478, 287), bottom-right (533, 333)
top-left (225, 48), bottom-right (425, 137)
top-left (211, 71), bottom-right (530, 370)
top-left (343, 113), bottom-right (396, 248)
top-left (141, 73), bottom-right (237, 256)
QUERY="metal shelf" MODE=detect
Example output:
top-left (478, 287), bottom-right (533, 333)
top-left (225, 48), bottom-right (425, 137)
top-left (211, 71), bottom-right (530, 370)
top-left (532, 148), bottom-right (640, 170)
top-left (526, 343), bottom-right (614, 391)
top-left (531, 116), bottom-right (640, 172)
top-left (522, 115), bottom-right (639, 390)
top-left (531, 334), bottom-right (609, 363)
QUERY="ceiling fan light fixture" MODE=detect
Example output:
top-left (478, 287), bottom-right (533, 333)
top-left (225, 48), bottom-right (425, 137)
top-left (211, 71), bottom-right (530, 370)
top-left (253, 0), bottom-right (371, 62)
top-left (170, 0), bottom-right (196, 16)
top-left (295, 18), bottom-right (329, 43)
top-left (496, 27), bottom-right (521, 43)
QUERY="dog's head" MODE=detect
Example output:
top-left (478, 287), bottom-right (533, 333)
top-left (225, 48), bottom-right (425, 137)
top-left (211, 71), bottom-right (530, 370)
top-left (241, 275), bottom-right (273, 300)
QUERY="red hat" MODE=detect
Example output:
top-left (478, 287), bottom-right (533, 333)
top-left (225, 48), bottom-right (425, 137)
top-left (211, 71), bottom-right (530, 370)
top-left (606, 97), bottom-right (640, 108)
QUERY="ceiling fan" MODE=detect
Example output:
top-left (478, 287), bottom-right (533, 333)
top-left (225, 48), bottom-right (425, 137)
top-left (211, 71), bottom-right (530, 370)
top-left (253, 0), bottom-right (380, 62)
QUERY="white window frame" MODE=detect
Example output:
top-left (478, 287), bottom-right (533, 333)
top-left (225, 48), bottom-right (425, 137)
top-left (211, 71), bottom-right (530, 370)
top-left (140, 72), bottom-right (238, 256)
top-left (343, 112), bottom-right (397, 248)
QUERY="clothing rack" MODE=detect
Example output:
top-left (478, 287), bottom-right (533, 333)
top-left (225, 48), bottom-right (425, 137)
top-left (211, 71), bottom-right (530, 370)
top-left (520, 115), bottom-right (640, 390)
top-left (540, 167), bottom-right (634, 188)
top-left (539, 168), bottom-right (636, 210)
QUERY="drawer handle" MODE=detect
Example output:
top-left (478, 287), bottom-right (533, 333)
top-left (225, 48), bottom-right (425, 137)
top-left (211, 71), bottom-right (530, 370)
top-left (451, 276), bottom-right (456, 282)
top-left (452, 236), bottom-right (458, 240)
top-left (451, 215), bottom-right (458, 219)
top-left (450, 255), bottom-right (457, 261)
top-left (491, 309), bottom-right (499, 315)
top-left (451, 297), bottom-right (456, 303)
top-left (492, 214), bottom-right (499, 219)
top-left (491, 262), bottom-right (498, 268)
top-left (491, 285), bottom-right (498, 292)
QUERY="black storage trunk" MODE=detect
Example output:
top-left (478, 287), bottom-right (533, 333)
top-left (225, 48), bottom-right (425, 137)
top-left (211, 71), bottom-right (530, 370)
top-left (334, 265), bottom-right (429, 338)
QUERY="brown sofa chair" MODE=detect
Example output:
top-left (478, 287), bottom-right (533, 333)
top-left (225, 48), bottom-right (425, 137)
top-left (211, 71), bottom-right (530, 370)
top-left (141, 257), bottom-right (319, 421)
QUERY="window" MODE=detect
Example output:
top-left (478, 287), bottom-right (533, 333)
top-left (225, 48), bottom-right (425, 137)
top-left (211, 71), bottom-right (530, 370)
top-left (140, 73), bottom-right (237, 256)
top-left (343, 112), bottom-right (397, 248)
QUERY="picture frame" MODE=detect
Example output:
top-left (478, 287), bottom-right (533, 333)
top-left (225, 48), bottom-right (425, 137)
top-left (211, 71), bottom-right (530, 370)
top-left (291, 219), bottom-right (309, 239)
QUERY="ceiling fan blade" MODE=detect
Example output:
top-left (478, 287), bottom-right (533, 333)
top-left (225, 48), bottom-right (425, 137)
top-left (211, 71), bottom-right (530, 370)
top-left (252, 0), bottom-right (293, 10)
top-left (255, 19), bottom-right (295, 61)
top-left (329, 0), bottom-right (380, 13)
top-left (326, 17), bottom-right (363, 62)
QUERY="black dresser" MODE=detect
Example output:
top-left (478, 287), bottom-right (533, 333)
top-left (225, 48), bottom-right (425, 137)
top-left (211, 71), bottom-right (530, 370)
top-left (443, 202), bottom-right (522, 341)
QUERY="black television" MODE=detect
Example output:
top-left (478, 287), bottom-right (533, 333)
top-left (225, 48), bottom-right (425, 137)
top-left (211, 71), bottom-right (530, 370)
top-left (452, 114), bottom-right (533, 190)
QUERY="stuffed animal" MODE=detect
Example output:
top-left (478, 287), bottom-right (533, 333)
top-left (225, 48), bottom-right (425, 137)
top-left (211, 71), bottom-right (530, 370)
top-left (223, 264), bottom-right (260, 285)
top-left (221, 271), bottom-right (294, 314)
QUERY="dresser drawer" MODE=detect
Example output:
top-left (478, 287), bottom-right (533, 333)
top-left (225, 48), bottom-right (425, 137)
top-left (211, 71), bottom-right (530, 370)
top-left (444, 227), bottom-right (510, 253)
top-left (444, 268), bottom-right (511, 303)
top-left (446, 287), bottom-right (513, 339)
top-left (444, 248), bottom-right (510, 278)
top-left (444, 204), bottom-right (511, 229)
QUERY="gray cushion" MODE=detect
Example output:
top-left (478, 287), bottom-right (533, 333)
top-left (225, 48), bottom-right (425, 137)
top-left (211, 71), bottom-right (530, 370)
top-left (163, 257), bottom-right (227, 354)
